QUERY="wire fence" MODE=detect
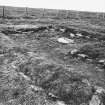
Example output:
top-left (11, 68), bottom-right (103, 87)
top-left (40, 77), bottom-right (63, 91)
top-left (0, 6), bottom-right (105, 20)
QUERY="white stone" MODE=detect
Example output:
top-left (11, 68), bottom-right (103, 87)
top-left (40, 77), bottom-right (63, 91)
top-left (48, 93), bottom-right (57, 98)
top-left (86, 36), bottom-right (90, 38)
top-left (70, 33), bottom-right (75, 38)
top-left (77, 54), bottom-right (88, 58)
top-left (56, 101), bottom-right (66, 105)
top-left (60, 28), bottom-right (65, 32)
top-left (76, 33), bottom-right (83, 37)
top-left (30, 85), bottom-right (43, 91)
top-left (98, 59), bottom-right (105, 63)
top-left (71, 49), bottom-right (78, 54)
top-left (57, 37), bottom-right (74, 44)
top-left (50, 29), bottom-right (55, 32)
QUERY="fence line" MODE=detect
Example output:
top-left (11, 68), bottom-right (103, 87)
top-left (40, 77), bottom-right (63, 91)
top-left (0, 6), bottom-right (105, 19)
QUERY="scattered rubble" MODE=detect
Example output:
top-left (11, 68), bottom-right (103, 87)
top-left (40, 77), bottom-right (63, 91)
top-left (48, 93), bottom-right (60, 101)
top-left (94, 86), bottom-right (105, 94)
top-left (30, 85), bottom-right (43, 91)
top-left (89, 95), bottom-right (101, 105)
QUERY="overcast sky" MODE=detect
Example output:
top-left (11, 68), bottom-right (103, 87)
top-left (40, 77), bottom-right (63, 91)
top-left (0, 0), bottom-right (105, 12)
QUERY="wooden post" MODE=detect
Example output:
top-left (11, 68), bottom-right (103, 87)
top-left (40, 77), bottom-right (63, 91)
top-left (103, 13), bottom-right (105, 19)
top-left (25, 7), bottom-right (28, 16)
top-left (76, 12), bottom-right (80, 20)
top-left (2, 6), bottom-right (5, 18)
top-left (96, 13), bottom-right (99, 19)
top-left (56, 10), bottom-right (58, 18)
top-left (43, 8), bottom-right (45, 17)
top-left (66, 10), bottom-right (69, 19)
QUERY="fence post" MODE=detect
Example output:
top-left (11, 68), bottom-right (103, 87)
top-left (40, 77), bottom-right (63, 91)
top-left (56, 10), bottom-right (58, 18)
top-left (76, 12), bottom-right (80, 20)
top-left (103, 13), bottom-right (105, 19)
top-left (43, 8), bottom-right (45, 17)
top-left (25, 7), bottom-right (28, 16)
top-left (2, 6), bottom-right (5, 18)
top-left (96, 13), bottom-right (99, 19)
top-left (66, 10), bottom-right (69, 19)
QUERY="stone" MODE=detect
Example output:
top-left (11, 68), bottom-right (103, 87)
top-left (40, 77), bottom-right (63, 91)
top-left (80, 103), bottom-right (87, 105)
top-left (89, 95), bottom-right (101, 105)
top-left (77, 54), bottom-right (88, 58)
top-left (82, 79), bottom-right (91, 86)
top-left (56, 101), bottom-right (66, 105)
top-left (76, 33), bottom-right (83, 37)
top-left (98, 60), bottom-right (105, 64)
top-left (57, 37), bottom-right (74, 44)
top-left (19, 72), bottom-right (30, 81)
top-left (94, 86), bottom-right (105, 94)
top-left (70, 33), bottom-right (75, 38)
top-left (60, 28), bottom-right (65, 32)
top-left (30, 85), bottom-right (43, 91)
top-left (71, 49), bottom-right (78, 54)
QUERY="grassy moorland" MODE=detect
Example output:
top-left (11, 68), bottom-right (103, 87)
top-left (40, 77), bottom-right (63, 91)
top-left (0, 5), bottom-right (105, 105)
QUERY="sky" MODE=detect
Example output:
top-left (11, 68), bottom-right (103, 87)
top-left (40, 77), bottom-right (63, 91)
top-left (0, 0), bottom-right (105, 12)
